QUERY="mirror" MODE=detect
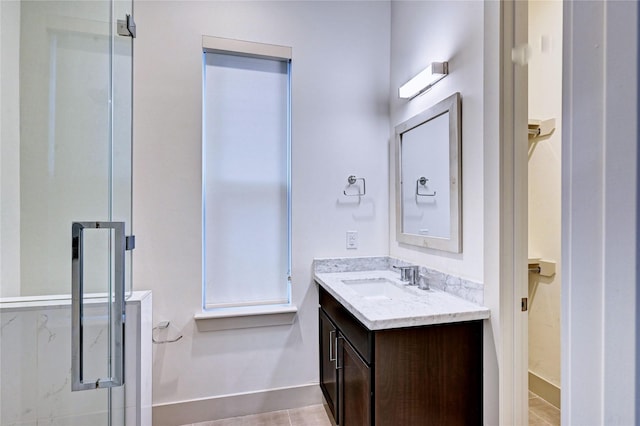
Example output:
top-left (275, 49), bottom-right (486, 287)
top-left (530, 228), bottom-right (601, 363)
top-left (394, 92), bottom-right (461, 252)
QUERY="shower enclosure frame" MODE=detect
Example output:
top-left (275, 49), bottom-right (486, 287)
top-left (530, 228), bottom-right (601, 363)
top-left (0, 0), bottom-right (137, 424)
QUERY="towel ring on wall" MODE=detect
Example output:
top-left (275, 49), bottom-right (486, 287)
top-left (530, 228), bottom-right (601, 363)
top-left (344, 175), bottom-right (366, 197)
top-left (416, 177), bottom-right (436, 197)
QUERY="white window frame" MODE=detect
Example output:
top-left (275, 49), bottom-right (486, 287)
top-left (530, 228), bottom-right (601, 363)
top-left (201, 36), bottom-right (292, 314)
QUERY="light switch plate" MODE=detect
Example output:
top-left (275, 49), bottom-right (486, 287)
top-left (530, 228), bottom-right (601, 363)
top-left (346, 231), bottom-right (358, 249)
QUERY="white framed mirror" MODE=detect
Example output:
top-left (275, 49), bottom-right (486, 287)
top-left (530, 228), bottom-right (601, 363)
top-left (395, 92), bottom-right (461, 252)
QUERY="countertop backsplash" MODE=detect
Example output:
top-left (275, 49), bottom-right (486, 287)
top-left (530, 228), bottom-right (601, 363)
top-left (313, 256), bottom-right (483, 305)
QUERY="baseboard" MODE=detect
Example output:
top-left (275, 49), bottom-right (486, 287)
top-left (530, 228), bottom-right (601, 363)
top-left (528, 371), bottom-right (561, 409)
top-left (152, 383), bottom-right (323, 426)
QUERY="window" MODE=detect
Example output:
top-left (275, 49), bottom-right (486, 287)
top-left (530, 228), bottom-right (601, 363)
top-left (202, 37), bottom-right (291, 311)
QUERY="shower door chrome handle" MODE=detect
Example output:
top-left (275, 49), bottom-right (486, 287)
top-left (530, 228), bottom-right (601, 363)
top-left (72, 221), bottom-right (126, 391)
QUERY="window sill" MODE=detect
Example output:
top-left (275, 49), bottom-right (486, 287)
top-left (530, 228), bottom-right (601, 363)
top-left (194, 305), bottom-right (298, 332)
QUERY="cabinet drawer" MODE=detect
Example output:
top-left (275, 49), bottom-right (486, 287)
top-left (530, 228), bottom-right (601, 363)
top-left (319, 285), bottom-right (373, 364)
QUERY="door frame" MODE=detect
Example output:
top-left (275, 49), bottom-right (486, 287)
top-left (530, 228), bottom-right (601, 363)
top-left (499, 1), bottom-right (640, 424)
top-left (497, 0), bottom-right (529, 424)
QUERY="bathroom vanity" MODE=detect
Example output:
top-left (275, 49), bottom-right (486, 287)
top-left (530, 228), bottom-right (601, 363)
top-left (314, 259), bottom-right (490, 425)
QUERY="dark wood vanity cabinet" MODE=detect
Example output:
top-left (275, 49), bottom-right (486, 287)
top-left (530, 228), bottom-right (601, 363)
top-left (319, 309), bottom-right (339, 419)
top-left (339, 336), bottom-right (372, 425)
top-left (318, 286), bottom-right (483, 426)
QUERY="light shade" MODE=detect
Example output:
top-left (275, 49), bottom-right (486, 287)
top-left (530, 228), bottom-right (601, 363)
top-left (398, 62), bottom-right (449, 99)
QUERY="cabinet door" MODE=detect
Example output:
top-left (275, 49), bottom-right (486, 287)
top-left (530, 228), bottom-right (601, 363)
top-left (374, 322), bottom-right (483, 424)
top-left (319, 309), bottom-right (338, 421)
top-left (339, 336), bottom-right (372, 426)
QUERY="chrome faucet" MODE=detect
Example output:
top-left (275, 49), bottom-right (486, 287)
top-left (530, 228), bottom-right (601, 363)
top-left (393, 265), bottom-right (420, 286)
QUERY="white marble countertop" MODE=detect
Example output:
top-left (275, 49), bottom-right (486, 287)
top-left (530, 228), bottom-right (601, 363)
top-left (314, 269), bottom-right (490, 330)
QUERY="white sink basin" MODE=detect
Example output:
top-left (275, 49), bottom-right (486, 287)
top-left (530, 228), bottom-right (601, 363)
top-left (341, 278), bottom-right (409, 300)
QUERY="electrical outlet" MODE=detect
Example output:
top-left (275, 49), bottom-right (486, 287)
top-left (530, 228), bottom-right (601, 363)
top-left (346, 231), bottom-right (358, 249)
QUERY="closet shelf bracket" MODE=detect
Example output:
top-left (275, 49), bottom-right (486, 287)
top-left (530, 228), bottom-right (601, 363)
top-left (528, 118), bottom-right (556, 139)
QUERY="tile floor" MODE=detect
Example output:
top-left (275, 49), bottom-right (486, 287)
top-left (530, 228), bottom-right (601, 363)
top-left (529, 391), bottom-right (561, 426)
top-left (182, 404), bottom-right (334, 426)
top-left (181, 396), bottom-right (559, 426)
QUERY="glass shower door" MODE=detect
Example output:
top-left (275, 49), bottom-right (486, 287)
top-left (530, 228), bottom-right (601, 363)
top-left (0, 0), bottom-right (133, 424)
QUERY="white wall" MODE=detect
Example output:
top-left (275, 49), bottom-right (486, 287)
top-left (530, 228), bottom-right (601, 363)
top-left (0, 0), bottom-right (21, 297)
top-left (20, 1), bottom-right (114, 297)
top-left (482, 2), bottom-right (501, 423)
top-left (133, 0), bottom-right (390, 412)
top-left (527, 0), bottom-right (562, 392)
top-left (389, 0), bottom-right (484, 283)
top-left (2, 1), bottom-right (133, 297)
top-left (388, 2), bottom-right (498, 424)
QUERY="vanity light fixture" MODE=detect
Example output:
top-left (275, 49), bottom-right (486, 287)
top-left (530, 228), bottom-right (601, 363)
top-left (398, 61), bottom-right (449, 100)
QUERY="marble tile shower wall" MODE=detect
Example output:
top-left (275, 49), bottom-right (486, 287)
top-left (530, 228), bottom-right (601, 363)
top-left (1, 305), bottom-right (109, 425)
top-left (0, 295), bottom-right (151, 426)
top-left (314, 256), bottom-right (484, 305)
